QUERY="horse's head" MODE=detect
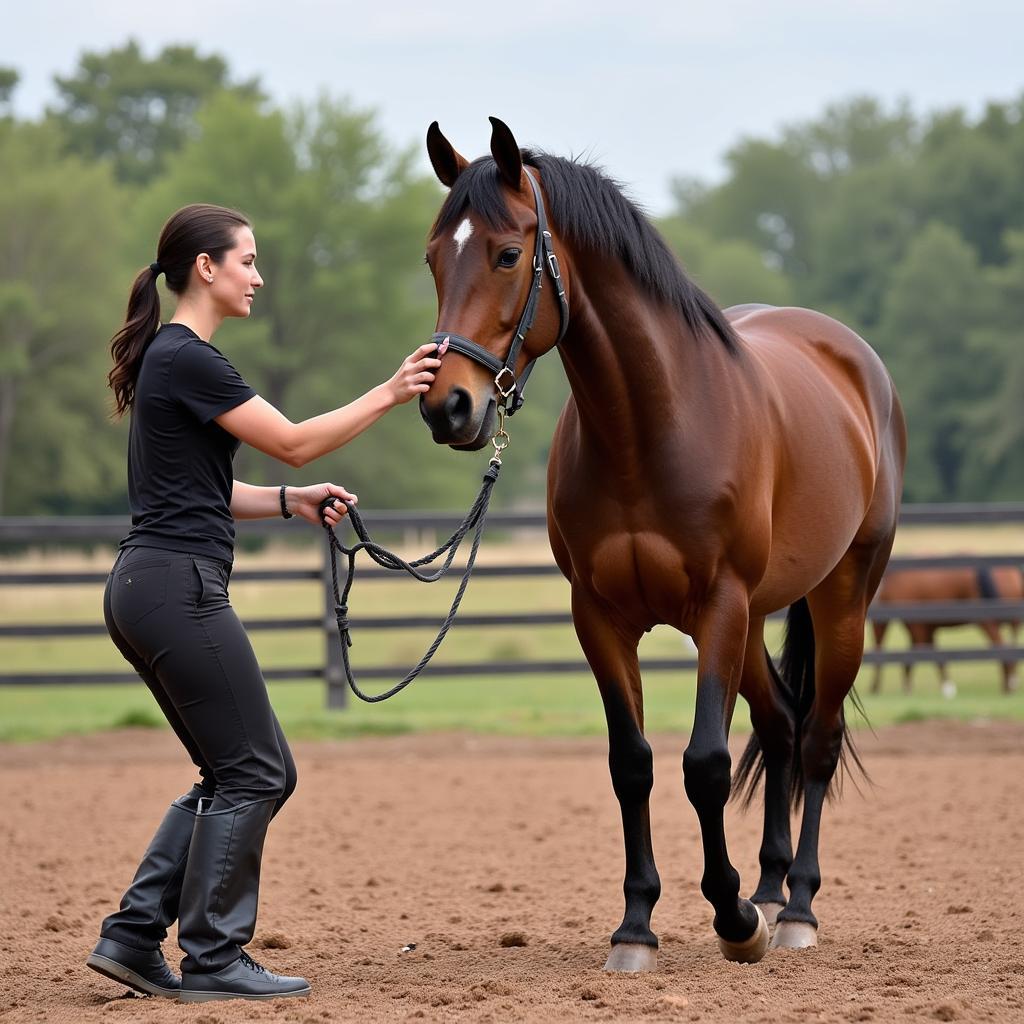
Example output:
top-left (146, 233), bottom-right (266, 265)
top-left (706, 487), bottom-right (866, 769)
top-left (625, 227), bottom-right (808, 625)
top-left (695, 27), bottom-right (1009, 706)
top-left (419, 117), bottom-right (569, 450)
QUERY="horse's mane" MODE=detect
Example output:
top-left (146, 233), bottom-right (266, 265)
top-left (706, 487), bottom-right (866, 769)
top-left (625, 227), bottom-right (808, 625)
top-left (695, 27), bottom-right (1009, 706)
top-left (431, 151), bottom-right (738, 353)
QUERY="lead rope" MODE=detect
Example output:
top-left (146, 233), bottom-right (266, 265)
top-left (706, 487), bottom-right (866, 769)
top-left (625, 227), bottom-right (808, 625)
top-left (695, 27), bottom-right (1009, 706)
top-left (319, 409), bottom-right (511, 703)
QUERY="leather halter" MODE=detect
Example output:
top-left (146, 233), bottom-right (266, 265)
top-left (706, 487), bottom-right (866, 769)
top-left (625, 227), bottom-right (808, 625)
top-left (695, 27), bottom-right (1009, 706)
top-left (430, 168), bottom-right (569, 416)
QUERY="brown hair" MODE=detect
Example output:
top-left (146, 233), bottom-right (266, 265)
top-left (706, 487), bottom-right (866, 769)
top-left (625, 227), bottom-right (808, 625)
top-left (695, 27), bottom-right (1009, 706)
top-left (107, 203), bottom-right (251, 417)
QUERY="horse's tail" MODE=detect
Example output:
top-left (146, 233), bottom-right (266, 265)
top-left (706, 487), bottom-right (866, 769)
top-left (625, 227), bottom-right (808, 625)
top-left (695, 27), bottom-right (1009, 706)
top-left (977, 565), bottom-right (999, 601)
top-left (733, 597), bottom-right (866, 809)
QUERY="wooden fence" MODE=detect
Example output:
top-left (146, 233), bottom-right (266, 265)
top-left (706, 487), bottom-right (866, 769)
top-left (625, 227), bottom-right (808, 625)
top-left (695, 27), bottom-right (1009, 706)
top-left (1, 503), bottom-right (1022, 707)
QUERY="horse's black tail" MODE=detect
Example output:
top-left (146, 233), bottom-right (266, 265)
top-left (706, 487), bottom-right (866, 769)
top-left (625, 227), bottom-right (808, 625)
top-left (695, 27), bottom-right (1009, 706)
top-left (977, 565), bottom-right (999, 601)
top-left (733, 597), bottom-right (867, 809)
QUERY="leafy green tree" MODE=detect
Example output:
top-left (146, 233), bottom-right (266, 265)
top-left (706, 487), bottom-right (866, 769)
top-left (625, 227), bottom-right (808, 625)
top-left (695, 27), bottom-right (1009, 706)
top-left (49, 41), bottom-right (263, 184)
top-left (675, 99), bottom-right (919, 289)
top-left (877, 222), bottom-right (993, 501)
top-left (679, 138), bottom-right (822, 280)
top-left (0, 119), bottom-right (125, 513)
top-left (809, 160), bottom-right (920, 328)
top-left (657, 218), bottom-right (793, 308)
top-left (783, 96), bottom-right (918, 176)
top-left (965, 229), bottom-right (1024, 495)
top-left (0, 68), bottom-right (17, 113)
top-left (918, 109), bottom-right (1023, 264)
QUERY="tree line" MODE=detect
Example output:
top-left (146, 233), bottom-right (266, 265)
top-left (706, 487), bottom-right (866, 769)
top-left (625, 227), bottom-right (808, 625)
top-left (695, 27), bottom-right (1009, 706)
top-left (1, 42), bottom-right (1021, 515)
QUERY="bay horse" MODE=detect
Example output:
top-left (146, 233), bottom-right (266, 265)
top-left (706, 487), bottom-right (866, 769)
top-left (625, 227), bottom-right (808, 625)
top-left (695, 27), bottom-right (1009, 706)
top-left (419, 118), bottom-right (907, 971)
top-left (871, 566), bottom-right (1023, 695)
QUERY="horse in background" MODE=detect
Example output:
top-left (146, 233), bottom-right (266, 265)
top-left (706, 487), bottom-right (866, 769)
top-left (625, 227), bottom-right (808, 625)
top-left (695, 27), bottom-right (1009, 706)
top-left (871, 566), bottom-right (1023, 695)
top-left (419, 118), bottom-right (906, 971)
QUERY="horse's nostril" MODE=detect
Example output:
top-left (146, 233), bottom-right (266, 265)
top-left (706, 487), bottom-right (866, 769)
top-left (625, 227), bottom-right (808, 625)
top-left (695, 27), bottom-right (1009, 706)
top-left (444, 387), bottom-right (472, 432)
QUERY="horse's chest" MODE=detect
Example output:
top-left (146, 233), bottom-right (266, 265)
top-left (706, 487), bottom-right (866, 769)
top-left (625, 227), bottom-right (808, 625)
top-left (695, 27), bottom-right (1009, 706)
top-left (567, 531), bottom-right (696, 629)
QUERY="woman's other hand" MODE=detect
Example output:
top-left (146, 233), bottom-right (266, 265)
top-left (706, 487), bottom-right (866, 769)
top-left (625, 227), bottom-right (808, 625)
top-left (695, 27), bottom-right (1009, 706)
top-left (386, 341), bottom-right (445, 405)
top-left (287, 483), bottom-right (357, 526)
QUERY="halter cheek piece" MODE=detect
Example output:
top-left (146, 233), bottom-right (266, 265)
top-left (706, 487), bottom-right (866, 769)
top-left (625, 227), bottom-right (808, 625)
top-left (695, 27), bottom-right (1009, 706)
top-left (430, 168), bottom-right (570, 416)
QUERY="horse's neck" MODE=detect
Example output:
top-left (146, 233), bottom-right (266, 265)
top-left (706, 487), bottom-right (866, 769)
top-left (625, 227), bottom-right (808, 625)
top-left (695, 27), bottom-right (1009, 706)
top-left (557, 262), bottom-right (726, 451)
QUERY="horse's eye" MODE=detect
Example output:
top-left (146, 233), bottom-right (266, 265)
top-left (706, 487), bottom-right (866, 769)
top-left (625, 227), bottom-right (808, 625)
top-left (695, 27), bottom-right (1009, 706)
top-left (497, 248), bottom-right (522, 268)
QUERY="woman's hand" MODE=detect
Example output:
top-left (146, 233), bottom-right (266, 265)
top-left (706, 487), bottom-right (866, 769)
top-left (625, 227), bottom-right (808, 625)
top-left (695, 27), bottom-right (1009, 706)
top-left (286, 482), bottom-right (358, 527)
top-left (386, 341), bottom-right (445, 405)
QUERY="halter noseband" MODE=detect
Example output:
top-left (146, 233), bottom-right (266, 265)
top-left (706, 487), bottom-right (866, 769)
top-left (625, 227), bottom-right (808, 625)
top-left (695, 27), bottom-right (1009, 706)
top-left (430, 168), bottom-right (569, 416)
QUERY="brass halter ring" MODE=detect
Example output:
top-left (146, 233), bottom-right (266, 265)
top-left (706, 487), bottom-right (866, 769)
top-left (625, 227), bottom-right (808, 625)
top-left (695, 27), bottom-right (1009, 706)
top-left (490, 403), bottom-right (511, 464)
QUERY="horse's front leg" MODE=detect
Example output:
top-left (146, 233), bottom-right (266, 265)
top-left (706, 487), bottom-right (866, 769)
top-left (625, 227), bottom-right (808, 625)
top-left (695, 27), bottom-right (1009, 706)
top-left (684, 578), bottom-right (770, 963)
top-left (572, 585), bottom-right (660, 973)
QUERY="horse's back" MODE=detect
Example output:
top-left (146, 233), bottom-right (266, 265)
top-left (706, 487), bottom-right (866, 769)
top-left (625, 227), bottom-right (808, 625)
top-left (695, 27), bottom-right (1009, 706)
top-left (732, 304), bottom-right (905, 502)
top-left (729, 305), bottom-right (896, 417)
top-left (878, 567), bottom-right (977, 603)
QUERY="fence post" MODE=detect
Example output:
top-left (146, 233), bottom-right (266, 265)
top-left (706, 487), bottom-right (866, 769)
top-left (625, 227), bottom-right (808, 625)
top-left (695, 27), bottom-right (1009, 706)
top-left (322, 542), bottom-right (347, 710)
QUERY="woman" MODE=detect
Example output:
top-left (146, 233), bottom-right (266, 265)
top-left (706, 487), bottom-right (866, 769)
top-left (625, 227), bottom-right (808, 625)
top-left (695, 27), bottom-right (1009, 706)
top-left (87, 203), bottom-right (441, 1003)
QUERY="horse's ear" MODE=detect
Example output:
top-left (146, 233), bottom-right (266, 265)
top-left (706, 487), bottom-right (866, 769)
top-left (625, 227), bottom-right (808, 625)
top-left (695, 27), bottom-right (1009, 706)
top-left (427, 121), bottom-right (468, 188)
top-left (488, 116), bottom-right (524, 191)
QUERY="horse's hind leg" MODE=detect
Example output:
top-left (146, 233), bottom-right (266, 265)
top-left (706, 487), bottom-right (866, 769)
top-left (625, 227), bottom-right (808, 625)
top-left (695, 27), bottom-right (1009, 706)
top-left (571, 586), bottom-right (661, 972)
top-left (773, 554), bottom-right (878, 949)
top-left (979, 620), bottom-right (1015, 693)
top-left (906, 622), bottom-right (933, 694)
top-left (737, 618), bottom-right (796, 927)
top-left (869, 619), bottom-right (888, 694)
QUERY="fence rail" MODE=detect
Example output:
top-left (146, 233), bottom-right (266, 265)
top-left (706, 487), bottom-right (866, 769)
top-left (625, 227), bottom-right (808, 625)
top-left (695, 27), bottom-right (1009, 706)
top-left (2, 505), bottom-right (1023, 705)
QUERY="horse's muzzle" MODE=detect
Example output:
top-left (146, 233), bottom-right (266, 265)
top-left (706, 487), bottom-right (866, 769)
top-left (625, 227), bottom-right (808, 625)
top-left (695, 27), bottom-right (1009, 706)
top-left (419, 391), bottom-right (496, 451)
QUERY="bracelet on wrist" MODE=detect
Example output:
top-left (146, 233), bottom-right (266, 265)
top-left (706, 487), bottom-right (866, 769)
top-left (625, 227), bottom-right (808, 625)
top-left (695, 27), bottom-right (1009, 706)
top-left (279, 484), bottom-right (294, 519)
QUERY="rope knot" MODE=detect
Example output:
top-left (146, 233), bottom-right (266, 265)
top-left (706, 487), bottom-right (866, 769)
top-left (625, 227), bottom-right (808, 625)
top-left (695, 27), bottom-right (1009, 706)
top-left (335, 604), bottom-right (352, 647)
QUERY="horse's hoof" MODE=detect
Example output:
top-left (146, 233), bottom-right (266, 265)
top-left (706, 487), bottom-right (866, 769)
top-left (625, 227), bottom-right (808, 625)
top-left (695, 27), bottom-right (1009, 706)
top-left (756, 901), bottom-right (785, 927)
top-left (770, 920), bottom-right (818, 949)
top-left (718, 904), bottom-right (769, 964)
top-left (603, 943), bottom-right (658, 973)
top-left (941, 679), bottom-right (957, 700)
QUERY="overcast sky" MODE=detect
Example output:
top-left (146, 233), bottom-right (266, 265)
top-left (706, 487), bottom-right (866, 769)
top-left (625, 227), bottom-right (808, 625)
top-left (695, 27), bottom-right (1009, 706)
top-left (5, 1), bottom-right (1023, 214)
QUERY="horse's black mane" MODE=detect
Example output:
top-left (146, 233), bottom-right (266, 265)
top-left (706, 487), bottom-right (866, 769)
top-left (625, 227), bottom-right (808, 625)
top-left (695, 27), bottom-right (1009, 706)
top-left (432, 151), bottom-right (738, 352)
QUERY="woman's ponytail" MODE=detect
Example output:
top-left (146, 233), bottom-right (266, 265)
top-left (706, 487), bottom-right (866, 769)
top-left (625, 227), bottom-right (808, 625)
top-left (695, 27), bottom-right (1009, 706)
top-left (108, 264), bottom-right (162, 418)
top-left (106, 203), bottom-right (250, 419)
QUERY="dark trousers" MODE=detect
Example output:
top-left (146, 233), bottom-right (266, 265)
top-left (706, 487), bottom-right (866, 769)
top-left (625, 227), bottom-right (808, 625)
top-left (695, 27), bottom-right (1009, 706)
top-left (100, 545), bottom-right (296, 951)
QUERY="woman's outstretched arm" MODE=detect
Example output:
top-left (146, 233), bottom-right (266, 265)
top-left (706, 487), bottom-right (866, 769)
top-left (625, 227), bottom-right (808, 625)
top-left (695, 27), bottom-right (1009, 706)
top-left (216, 343), bottom-right (441, 468)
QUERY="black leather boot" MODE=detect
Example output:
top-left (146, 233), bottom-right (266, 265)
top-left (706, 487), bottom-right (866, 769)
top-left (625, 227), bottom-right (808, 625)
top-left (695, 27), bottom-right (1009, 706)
top-left (178, 797), bottom-right (309, 1002)
top-left (87, 787), bottom-right (202, 997)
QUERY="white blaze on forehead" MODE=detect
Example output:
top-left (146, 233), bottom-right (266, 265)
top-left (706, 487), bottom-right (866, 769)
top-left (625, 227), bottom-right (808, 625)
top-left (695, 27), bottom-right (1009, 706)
top-left (453, 217), bottom-right (474, 257)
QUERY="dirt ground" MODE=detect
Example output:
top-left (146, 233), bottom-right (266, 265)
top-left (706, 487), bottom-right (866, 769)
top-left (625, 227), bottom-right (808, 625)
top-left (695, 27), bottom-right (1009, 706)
top-left (1, 721), bottom-right (1022, 1024)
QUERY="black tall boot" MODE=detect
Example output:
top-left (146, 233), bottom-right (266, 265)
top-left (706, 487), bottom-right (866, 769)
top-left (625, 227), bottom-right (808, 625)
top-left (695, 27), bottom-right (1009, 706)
top-left (177, 797), bottom-right (309, 1002)
top-left (87, 786), bottom-right (203, 997)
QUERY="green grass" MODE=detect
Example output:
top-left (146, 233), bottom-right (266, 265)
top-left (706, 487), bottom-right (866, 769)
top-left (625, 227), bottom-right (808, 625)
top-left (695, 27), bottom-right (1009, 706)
top-left (2, 652), bottom-right (1021, 744)
top-left (1, 535), bottom-right (1022, 743)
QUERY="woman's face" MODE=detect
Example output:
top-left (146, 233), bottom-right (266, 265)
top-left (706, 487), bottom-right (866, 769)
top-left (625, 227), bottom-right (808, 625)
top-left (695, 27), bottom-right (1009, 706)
top-left (210, 226), bottom-right (264, 318)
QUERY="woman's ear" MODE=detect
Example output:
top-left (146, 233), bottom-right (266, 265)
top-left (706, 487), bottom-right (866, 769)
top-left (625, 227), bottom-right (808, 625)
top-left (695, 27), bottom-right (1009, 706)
top-left (196, 253), bottom-right (214, 284)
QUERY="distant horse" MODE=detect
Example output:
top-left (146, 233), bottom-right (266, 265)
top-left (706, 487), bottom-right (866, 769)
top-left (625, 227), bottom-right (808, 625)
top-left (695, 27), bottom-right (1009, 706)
top-left (871, 566), bottom-right (1023, 695)
top-left (419, 119), bottom-right (907, 970)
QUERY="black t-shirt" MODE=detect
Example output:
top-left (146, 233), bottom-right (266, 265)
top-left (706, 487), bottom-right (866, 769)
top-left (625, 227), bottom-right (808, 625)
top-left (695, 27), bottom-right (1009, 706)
top-left (119, 323), bottom-right (257, 564)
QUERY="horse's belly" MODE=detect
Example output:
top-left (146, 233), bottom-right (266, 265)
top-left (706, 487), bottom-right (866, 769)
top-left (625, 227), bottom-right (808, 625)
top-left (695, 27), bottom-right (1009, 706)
top-left (751, 543), bottom-right (848, 614)
top-left (750, 495), bottom-right (870, 614)
top-left (751, 398), bottom-right (880, 612)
